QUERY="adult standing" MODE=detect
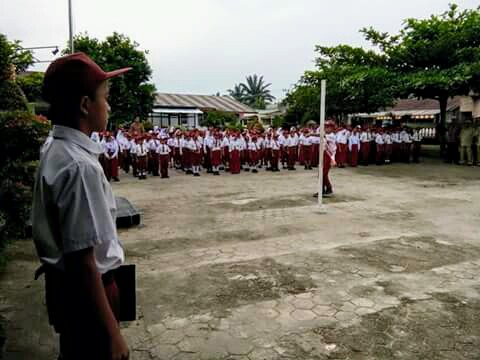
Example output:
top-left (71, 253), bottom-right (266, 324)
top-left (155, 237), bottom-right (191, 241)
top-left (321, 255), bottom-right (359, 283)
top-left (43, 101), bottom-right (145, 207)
top-left (128, 116), bottom-right (144, 135)
top-left (32, 53), bottom-right (130, 360)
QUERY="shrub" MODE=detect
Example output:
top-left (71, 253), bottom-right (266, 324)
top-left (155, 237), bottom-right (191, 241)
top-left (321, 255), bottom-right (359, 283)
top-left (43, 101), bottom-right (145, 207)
top-left (0, 111), bottom-right (50, 246)
top-left (202, 110), bottom-right (238, 128)
top-left (0, 80), bottom-right (29, 111)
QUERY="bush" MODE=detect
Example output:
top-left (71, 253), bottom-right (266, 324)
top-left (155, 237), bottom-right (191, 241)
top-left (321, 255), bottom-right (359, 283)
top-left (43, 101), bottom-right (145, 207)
top-left (272, 115), bottom-right (286, 129)
top-left (202, 110), bottom-right (238, 128)
top-left (0, 111), bottom-right (50, 245)
top-left (0, 80), bottom-right (29, 111)
top-left (16, 72), bottom-right (44, 102)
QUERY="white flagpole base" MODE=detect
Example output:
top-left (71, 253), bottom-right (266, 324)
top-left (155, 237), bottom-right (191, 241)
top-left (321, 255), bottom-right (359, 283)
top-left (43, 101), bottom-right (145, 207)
top-left (313, 204), bottom-right (328, 214)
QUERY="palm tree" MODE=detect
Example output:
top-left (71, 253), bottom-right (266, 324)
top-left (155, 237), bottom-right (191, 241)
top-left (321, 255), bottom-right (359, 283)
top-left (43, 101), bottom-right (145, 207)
top-left (240, 74), bottom-right (275, 109)
top-left (228, 84), bottom-right (246, 103)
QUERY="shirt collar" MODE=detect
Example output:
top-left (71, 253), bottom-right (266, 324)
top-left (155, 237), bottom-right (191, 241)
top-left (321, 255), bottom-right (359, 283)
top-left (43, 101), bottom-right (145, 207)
top-left (52, 125), bottom-right (104, 155)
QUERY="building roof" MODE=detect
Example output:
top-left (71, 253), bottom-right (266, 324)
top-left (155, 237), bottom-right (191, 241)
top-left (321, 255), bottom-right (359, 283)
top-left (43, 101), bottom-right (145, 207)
top-left (354, 96), bottom-right (462, 118)
top-left (386, 97), bottom-right (460, 112)
top-left (154, 93), bottom-right (256, 114)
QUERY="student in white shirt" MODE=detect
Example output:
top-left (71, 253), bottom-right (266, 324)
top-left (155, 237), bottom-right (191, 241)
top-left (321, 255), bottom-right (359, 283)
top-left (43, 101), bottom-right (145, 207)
top-left (156, 137), bottom-right (171, 178)
top-left (348, 127), bottom-right (361, 167)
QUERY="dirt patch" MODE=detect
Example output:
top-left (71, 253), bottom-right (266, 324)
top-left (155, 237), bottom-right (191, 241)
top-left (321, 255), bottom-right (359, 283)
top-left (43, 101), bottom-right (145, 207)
top-left (125, 225), bottom-right (317, 258)
top-left (216, 196), bottom-right (314, 212)
top-left (284, 292), bottom-right (480, 360)
top-left (337, 236), bottom-right (480, 273)
top-left (139, 257), bottom-right (315, 321)
top-left (373, 211), bottom-right (416, 221)
top-left (321, 194), bottom-right (365, 204)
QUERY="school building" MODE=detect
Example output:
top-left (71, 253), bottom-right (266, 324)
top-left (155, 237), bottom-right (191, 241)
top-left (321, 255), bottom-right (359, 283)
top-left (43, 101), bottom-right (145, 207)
top-left (148, 93), bottom-right (257, 128)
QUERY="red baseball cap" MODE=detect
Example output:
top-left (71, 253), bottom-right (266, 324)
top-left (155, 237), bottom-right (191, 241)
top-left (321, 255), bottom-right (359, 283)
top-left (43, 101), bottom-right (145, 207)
top-left (42, 52), bottom-right (131, 103)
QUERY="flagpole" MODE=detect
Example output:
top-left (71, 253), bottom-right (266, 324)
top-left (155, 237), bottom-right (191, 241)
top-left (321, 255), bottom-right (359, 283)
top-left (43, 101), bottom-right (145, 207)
top-left (68, 0), bottom-right (74, 53)
top-left (318, 79), bottom-right (326, 208)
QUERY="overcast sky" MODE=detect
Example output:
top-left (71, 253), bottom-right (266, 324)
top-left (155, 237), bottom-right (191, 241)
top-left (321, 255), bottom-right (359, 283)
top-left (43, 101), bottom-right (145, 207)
top-left (1, 0), bottom-right (479, 100)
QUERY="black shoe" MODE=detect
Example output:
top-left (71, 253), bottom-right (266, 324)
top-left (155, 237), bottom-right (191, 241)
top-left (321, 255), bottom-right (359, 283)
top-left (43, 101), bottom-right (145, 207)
top-left (214, 172), bottom-right (220, 176)
top-left (207, 169), bottom-right (213, 173)
top-left (244, 168), bottom-right (250, 172)
top-left (252, 169), bottom-right (258, 173)
top-left (194, 173), bottom-right (200, 177)
top-left (186, 170), bottom-right (193, 174)
top-left (292, 167), bottom-right (296, 170)
top-left (113, 177), bottom-right (120, 182)
top-left (226, 168), bottom-right (230, 172)
top-left (313, 192), bottom-right (319, 198)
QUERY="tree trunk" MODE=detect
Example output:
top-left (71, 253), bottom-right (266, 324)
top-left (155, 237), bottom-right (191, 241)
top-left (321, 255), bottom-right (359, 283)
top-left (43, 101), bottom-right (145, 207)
top-left (437, 96), bottom-right (448, 157)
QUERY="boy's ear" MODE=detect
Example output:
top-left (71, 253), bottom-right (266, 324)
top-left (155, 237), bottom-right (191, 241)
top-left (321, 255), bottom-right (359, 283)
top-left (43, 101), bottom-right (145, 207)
top-left (79, 95), bottom-right (91, 116)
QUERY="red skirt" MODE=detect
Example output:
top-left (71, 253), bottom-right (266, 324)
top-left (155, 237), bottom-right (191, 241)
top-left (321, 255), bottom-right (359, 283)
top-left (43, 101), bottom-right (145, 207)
top-left (298, 146), bottom-right (305, 164)
top-left (230, 150), bottom-right (241, 174)
top-left (312, 144), bottom-right (320, 166)
top-left (350, 144), bottom-right (359, 167)
top-left (211, 150), bottom-right (222, 167)
top-left (249, 150), bottom-right (258, 165)
top-left (191, 151), bottom-right (202, 166)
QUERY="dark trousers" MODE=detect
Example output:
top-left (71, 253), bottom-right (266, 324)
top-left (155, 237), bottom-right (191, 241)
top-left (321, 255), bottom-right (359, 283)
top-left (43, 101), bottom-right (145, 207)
top-left (44, 268), bottom-right (120, 360)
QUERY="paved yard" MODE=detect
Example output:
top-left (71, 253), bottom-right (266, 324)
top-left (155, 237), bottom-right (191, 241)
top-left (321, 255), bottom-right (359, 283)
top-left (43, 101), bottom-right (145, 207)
top-left (1, 159), bottom-right (480, 359)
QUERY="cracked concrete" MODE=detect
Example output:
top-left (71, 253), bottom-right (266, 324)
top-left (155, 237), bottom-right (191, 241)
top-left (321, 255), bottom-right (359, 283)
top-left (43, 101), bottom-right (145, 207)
top-left (1, 158), bottom-right (480, 359)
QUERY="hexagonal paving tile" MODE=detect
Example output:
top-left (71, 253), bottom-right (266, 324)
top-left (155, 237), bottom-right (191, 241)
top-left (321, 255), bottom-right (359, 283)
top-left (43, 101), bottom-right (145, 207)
top-left (148, 323), bottom-right (167, 337)
top-left (351, 298), bottom-right (375, 308)
top-left (157, 329), bottom-right (186, 345)
top-left (163, 317), bottom-right (190, 330)
top-left (334, 311), bottom-right (357, 322)
top-left (339, 302), bottom-right (356, 312)
top-left (312, 305), bottom-right (337, 317)
top-left (290, 309), bottom-right (317, 321)
top-left (149, 344), bottom-right (180, 360)
top-left (256, 307), bottom-right (280, 319)
top-left (248, 348), bottom-right (280, 360)
top-left (291, 298), bottom-right (315, 310)
top-left (354, 307), bottom-right (377, 316)
top-left (177, 336), bottom-right (204, 353)
top-left (225, 338), bottom-right (254, 355)
top-left (183, 322), bottom-right (210, 337)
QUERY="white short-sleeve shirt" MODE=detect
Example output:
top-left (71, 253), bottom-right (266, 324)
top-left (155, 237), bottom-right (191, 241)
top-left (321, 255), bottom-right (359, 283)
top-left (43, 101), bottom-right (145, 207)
top-left (32, 125), bottom-right (124, 274)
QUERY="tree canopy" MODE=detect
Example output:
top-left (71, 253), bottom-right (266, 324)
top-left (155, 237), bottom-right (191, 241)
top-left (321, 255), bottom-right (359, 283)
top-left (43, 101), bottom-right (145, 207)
top-left (362, 3), bottom-right (480, 125)
top-left (284, 45), bottom-right (397, 124)
top-left (228, 74), bottom-right (275, 109)
top-left (284, 4), bottom-right (480, 128)
top-left (0, 34), bottom-right (31, 111)
top-left (67, 32), bottom-right (156, 127)
top-left (201, 110), bottom-right (238, 128)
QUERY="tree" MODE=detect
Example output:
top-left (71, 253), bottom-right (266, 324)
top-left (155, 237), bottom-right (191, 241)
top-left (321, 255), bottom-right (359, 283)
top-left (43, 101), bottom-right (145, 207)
top-left (67, 32), bottom-right (156, 127)
top-left (17, 72), bottom-right (44, 102)
top-left (0, 34), bottom-right (31, 112)
top-left (362, 4), bottom-right (480, 130)
top-left (284, 45), bottom-right (397, 124)
top-left (0, 33), bottom-right (34, 77)
top-left (201, 110), bottom-right (238, 128)
top-left (239, 74), bottom-right (275, 109)
top-left (228, 84), bottom-right (246, 103)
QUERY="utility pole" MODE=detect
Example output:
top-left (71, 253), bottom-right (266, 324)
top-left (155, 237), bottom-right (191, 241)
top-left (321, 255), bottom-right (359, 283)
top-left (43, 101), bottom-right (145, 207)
top-left (68, 0), bottom-right (74, 53)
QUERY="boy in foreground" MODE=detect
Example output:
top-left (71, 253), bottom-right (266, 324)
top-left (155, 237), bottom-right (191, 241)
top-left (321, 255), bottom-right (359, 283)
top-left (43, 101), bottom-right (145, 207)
top-left (32, 52), bottom-right (131, 360)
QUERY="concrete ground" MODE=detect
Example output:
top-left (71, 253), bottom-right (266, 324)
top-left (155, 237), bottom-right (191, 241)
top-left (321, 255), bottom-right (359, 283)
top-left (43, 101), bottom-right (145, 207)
top-left (1, 157), bottom-right (480, 359)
